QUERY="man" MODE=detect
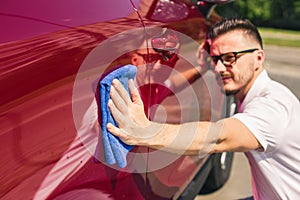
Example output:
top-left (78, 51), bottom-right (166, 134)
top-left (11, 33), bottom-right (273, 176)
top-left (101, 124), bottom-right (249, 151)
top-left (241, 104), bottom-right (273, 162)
top-left (107, 18), bottom-right (300, 199)
top-left (129, 39), bottom-right (209, 122)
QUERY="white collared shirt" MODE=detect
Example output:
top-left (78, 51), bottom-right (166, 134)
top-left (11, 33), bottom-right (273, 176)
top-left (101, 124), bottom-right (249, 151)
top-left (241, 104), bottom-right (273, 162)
top-left (233, 70), bottom-right (300, 200)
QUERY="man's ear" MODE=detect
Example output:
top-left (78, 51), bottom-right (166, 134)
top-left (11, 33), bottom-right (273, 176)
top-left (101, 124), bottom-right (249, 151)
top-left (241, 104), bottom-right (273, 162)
top-left (255, 49), bottom-right (265, 70)
top-left (131, 53), bottom-right (138, 65)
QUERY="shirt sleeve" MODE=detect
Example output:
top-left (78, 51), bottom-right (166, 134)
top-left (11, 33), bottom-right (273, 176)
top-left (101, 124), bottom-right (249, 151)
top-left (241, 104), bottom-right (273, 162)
top-left (232, 96), bottom-right (289, 154)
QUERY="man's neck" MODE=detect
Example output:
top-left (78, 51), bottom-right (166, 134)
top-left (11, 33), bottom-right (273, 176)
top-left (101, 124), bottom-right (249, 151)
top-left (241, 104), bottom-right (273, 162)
top-left (235, 67), bottom-right (264, 102)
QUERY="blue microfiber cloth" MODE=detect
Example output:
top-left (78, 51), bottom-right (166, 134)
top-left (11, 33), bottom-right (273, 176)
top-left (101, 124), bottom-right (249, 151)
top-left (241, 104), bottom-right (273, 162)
top-left (99, 64), bottom-right (137, 168)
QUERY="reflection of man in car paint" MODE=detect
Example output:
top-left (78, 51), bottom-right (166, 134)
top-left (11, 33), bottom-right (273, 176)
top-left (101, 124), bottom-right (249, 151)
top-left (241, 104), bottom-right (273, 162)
top-left (123, 39), bottom-right (210, 197)
top-left (131, 40), bottom-right (180, 118)
top-left (34, 32), bottom-right (209, 199)
top-left (132, 37), bottom-right (212, 123)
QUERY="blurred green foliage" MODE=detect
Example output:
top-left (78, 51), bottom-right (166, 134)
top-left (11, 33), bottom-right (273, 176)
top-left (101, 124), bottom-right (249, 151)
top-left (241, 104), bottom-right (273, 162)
top-left (258, 27), bottom-right (300, 47)
top-left (215, 0), bottom-right (300, 30)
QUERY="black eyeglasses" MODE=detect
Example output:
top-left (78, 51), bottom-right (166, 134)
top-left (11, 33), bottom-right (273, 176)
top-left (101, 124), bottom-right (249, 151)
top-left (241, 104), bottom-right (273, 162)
top-left (136, 52), bottom-right (178, 64)
top-left (210, 48), bottom-right (259, 66)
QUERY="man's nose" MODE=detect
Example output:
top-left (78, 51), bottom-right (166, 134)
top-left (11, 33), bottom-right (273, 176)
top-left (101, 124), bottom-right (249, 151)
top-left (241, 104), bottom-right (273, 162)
top-left (152, 59), bottom-right (162, 69)
top-left (213, 60), bottom-right (227, 73)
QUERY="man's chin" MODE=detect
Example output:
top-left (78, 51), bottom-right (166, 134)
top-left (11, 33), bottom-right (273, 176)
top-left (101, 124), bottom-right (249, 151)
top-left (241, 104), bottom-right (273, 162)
top-left (221, 88), bottom-right (240, 96)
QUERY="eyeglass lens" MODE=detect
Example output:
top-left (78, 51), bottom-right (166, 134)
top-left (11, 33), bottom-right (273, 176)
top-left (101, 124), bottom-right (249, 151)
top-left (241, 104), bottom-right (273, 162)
top-left (211, 53), bottom-right (235, 65)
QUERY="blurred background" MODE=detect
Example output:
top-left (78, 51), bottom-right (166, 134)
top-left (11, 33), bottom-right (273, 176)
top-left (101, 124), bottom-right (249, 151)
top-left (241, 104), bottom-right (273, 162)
top-left (216, 0), bottom-right (300, 31)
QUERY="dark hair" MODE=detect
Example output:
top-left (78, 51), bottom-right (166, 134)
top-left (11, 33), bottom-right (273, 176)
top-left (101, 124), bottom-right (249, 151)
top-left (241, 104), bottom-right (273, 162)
top-left (208, 18), bottom-right (263, 49)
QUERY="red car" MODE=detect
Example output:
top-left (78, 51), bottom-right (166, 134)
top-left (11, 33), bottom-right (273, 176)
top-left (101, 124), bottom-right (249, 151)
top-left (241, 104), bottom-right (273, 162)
top-left (1, 0), bottom-right (235, 199)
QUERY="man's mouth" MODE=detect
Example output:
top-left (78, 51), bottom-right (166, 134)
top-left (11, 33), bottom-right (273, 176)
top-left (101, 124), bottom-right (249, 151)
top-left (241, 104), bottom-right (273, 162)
top-left (222, 76), bottom-right (231, 81)
top-left (220, 74), bottom-right (232, 82)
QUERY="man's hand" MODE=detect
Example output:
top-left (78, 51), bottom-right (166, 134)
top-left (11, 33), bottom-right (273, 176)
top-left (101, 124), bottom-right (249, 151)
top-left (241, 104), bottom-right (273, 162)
top-left (107, 79), bottom-right (162, 146)
top-left (196, 40), bottom-right (211, 74)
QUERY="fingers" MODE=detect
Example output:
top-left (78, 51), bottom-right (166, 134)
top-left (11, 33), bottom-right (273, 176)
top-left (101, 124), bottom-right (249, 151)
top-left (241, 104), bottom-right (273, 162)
top-left (128, 79), bottom-right (142, 104)
top-left (106, 123), bottom-right (134, 146)
top-left (106, 122), bottom-right (122, 138)
top-left (110, 85), bottom-right (128, 117)
top-left (109, 79), bottom-right (140, 129)
top-left (112, 79), bottom-right (131, 105)
top-left (108, 98), bottom-right (125, 127)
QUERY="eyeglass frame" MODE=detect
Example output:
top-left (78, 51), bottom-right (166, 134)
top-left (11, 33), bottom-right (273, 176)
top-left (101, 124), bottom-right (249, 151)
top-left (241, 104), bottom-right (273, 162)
top-left (209, 48), bottom-right (259, 66)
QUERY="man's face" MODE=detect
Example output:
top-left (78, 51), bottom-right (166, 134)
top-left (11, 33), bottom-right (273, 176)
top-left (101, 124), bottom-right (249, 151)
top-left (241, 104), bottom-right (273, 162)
top-left (209, 30), bottom-right (263, 99)
top-left (131, 47), bottom-right (178, 85)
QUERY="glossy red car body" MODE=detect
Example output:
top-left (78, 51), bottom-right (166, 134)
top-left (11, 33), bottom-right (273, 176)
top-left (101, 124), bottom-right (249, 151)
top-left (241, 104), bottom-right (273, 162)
top-left (1, 0), bottom-right (235, 199)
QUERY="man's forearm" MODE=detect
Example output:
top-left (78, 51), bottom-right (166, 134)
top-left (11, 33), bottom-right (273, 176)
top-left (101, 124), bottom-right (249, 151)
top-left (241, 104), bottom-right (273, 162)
top-left (143, 121), bottom-right (219, 156)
